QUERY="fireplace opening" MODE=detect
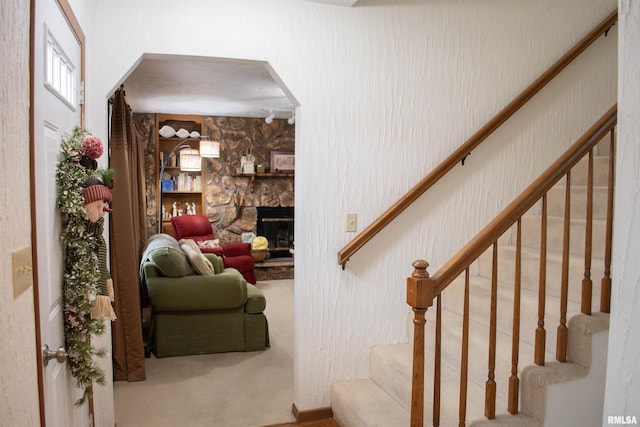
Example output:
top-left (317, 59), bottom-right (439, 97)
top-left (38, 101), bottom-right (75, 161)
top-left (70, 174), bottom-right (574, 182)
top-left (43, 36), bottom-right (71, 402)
top-left (256, 207), bottom-right (294, 258)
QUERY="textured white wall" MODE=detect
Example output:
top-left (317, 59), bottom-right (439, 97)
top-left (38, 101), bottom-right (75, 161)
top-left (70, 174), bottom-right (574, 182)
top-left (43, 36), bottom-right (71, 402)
top-left (69, 2), bottom-right (116, 425)
top-left (603, 0), bottom-right (640, 421)
top-left (81, 0), bottom-right (617, 411)
top-left (0, 0), bottom-right (41, 425)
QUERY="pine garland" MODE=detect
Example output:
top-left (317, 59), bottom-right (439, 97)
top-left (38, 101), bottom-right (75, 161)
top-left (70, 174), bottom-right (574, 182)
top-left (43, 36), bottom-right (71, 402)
top-left (55, 126), bottom-right (108, 405)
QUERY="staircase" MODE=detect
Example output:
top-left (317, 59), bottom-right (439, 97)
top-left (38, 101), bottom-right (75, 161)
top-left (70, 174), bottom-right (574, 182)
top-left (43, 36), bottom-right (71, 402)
top-left (331, 128), bottom-right (614, 426)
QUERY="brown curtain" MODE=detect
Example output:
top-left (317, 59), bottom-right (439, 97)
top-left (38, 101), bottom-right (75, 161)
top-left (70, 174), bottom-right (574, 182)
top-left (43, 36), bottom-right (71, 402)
top-left (109, 86), bottom-right (147, 381)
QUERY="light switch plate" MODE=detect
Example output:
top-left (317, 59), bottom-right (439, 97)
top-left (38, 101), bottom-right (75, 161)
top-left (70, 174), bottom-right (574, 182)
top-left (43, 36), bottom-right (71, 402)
top-left (346, 213), bottom-right (357, 232)
top-left (12, 246), bottom-right (33, 298)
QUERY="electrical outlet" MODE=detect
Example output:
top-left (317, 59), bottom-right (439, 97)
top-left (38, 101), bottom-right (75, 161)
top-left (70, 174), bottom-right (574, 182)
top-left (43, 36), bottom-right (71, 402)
top-left (346, 213), bottom-right (357, 232)
top-left (12, 246), bottom-right (33, 298)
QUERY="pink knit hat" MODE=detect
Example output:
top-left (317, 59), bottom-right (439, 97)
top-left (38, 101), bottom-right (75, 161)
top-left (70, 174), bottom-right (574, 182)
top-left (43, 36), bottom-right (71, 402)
top-left (82, 184), bottom-right (112, 212)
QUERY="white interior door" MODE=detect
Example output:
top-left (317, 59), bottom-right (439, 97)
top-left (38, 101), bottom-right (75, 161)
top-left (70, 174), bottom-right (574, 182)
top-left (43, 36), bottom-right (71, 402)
top-left (33, 0), bottom-right (87, 425)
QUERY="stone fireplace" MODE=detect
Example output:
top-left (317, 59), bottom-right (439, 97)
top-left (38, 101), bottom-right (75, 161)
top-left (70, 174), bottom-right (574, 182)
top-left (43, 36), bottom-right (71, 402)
top-left (135, 113), bottom-right (295, 242)
top-left (257, 207), bottom-right (294, 258)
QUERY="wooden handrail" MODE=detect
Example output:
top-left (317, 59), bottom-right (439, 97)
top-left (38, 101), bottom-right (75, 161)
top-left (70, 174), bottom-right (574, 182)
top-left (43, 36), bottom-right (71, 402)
top-left (430, 104), bottom-right (617, 293)
top-left (337, 9), bottom-right (618, 267)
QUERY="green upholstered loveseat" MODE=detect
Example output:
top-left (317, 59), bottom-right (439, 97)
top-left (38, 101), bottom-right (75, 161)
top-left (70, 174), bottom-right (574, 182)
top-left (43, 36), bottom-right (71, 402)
top-left (140, 234), bottom-right (269, 358)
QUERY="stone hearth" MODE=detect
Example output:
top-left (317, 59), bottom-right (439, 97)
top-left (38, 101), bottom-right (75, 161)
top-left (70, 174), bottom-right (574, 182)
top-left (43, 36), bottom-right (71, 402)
top-left (255, 258), bottom-right (294, 281)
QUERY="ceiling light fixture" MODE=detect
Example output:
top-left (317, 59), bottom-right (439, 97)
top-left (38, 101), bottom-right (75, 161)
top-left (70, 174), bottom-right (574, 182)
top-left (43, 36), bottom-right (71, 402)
top-left (265, 111), bottom-right (275, 124)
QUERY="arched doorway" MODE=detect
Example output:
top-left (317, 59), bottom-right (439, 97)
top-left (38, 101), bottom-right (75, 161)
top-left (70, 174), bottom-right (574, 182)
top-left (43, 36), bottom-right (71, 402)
top-left (110, 54), bottom-right (299, 426)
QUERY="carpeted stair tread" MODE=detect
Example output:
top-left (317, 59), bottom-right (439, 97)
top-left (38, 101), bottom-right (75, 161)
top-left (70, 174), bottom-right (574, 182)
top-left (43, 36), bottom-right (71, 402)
top-left (568, 154), bottom-right (611, 187)
top-left (420, 306), bottom-right (542, 406)
top-left (477, 244), bottom-right (605, 304)
top-left (369, 343), bottom-right (492, 424)
top-left (437, 274), bottom-right (585, 352)
top-left (546, 184), bottom-right (609, 220)
top-left (331, 378), bottom-right (409, 427)
top-left (395, 271), bottom-right (576, 405)
top-left (518, 214), bottom-right (607, 257)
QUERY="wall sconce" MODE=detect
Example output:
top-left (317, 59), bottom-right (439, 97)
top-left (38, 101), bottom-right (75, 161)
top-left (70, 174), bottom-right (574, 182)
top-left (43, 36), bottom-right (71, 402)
top-left (179, 148), bottom-right (201, 171)
top-left (287, 111), bottom-right (295, 125)
top-left (265, 111), bottom-right (275, 124)
top-left (199, 138), bottom-right (220, 158)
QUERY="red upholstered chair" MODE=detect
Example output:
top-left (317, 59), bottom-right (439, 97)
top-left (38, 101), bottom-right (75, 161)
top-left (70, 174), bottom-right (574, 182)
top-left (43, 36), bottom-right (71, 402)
top-left (171, 215), bottom-right (256, 284)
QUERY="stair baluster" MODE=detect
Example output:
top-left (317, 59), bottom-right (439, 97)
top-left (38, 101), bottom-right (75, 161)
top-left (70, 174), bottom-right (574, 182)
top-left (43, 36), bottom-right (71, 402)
top-left (535, 195), bottom-right (548, 366)
top-left (582, 150), bottom-right (595, 314)
top-left (508, 220), bottom-right (522, 415)
top-left (601, 130), bottom-right (615, 313)
top-left (434, 295), bottom-right (442, 427)
top-left (485, 243), bottom-right (499, 418)
top-left (458, 268), bottom-right (470, 426)
top-left (557, 172), bottom-right (571, 362)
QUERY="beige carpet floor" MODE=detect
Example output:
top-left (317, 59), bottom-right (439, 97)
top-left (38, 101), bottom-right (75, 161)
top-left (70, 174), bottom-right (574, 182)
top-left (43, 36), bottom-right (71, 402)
top-left (114, 279), bottom-right (296, 427)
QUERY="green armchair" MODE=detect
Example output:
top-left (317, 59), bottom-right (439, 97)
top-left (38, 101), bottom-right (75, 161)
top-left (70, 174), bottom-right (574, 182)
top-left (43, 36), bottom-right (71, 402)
top-left (140, 234), bottom-right (269, 358)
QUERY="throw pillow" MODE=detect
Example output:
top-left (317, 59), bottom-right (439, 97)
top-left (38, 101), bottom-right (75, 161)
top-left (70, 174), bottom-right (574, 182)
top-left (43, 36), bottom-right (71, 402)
top-left (147, 247), bottom-right (193, 278)
top-left (196, 239), bottom-right (221, 250)
top-left (252, 236), bottom-right (268, 250)
top-left (180, 239), bottom-right (215, 276)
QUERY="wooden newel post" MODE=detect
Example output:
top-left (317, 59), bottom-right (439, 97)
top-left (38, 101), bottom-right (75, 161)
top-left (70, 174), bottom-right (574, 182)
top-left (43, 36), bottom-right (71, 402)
top-left (407, 260), bottom-right (436, 427)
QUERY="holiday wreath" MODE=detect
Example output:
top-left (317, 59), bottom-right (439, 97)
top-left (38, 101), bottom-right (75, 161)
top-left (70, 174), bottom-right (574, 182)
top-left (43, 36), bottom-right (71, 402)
top-left (55, 126), bottom-right (116, 405)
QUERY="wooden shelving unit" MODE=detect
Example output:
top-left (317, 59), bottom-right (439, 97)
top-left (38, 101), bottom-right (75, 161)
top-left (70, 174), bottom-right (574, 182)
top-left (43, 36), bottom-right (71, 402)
top-left (156, 114), bottom-right (204, 236)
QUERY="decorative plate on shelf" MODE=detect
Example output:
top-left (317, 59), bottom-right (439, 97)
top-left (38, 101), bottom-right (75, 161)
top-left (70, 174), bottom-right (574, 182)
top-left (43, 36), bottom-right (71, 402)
top-left (159, 125), bottom-right (176, 138)
top-left (176, 128), bottom-right (190, 139)
top-left (190, 131), bottom-right (200, 138)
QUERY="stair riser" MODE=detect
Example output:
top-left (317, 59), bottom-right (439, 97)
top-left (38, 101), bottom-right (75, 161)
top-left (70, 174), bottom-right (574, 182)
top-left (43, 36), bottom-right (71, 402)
top-left (400, 311), bottom-right (539, 411)
top-left (369, 344), bottom-right (493, 424)
top-left (436, 276), bottom-right (583, 352)
top-left (477, 246), bottom-right (605, 306)
top-left (331, 379), bottom-right (410, 427)
top-left (369, 346), bottom-right (412, 411)
top-left (569, 154), bottom-right (611, 187)
top-left (422, 308), bottom-right (540, 402)
top-left (518, 215), bottom-right (607, 257)
top-left (546, 185), bottom-right (610, 221)
top-left (594, 137), bottom-right (613, 157)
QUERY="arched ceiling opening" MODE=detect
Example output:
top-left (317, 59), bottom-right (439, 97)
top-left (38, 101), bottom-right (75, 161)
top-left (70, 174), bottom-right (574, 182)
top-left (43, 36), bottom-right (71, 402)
top-left (121, 54), bottom-right (297, 120)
